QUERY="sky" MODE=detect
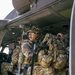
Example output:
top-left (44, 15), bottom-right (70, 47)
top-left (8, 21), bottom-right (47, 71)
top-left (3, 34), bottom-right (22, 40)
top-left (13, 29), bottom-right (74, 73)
top-left (0, 0), bottom-right (14, 20)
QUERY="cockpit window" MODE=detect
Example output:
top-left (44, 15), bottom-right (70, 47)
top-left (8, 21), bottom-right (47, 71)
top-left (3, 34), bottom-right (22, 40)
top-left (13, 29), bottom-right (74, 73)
top-left (3, 47), bottom-right (9, 54)
top-left (0, 47), bottom-right (2, 52)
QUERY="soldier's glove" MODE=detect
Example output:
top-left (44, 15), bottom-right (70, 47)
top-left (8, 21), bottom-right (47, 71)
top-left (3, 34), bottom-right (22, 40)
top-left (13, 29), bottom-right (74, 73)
top-left (36, 43), bottom-right (49, 53)
top-left (11, 62), bottom-right (14, 65)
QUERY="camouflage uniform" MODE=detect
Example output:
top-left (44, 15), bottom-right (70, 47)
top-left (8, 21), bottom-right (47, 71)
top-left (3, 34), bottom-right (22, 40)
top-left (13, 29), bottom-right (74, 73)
top-left (18, 26), bottom-right (43, 75)
top-left (1, 45), bottom-right (20, 75)
top-left (18, 26), bottom-right (41, 67)
top-left (27, 66), bottom-right (55, 75)
top-left (18, 40), bottom-right (39, 68)
top-left (47, 33), bottom-right (68, 74)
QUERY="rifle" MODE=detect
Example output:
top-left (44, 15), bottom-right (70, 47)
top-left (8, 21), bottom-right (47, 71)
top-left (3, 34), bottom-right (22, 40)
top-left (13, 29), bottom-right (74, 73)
top-left (17, 29), bottom-right (24, 75)
top-left (18, 64), bottom-right (21, 75)
top-left (30, 44), bottom-right (36, 75)
top-left (16, 64), bottom-right (23, 75)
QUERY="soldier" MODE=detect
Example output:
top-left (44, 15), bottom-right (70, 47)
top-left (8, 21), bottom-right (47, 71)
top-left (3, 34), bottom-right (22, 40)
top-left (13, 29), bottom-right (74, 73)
top-left (18, 26), bottom-right (42, 75)
top-left (36, 33), bottom-right (68, 75)
top-left (27, 33), bottom-right (55, 75)
top-left (1, 37), bottom-right (22, 75)
top-left (53, 33), bottom-right (69, 75)
top-left (57, 33), bottom-right (64, 41)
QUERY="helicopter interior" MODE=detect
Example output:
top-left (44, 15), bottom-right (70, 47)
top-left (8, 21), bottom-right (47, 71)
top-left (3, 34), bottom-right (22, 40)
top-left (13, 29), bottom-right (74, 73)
top-left (0, 0), bottom-right (73, 75)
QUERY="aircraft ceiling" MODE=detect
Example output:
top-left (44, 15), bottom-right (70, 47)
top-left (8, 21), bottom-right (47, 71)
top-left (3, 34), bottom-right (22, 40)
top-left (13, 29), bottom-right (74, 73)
top-left (0, 0), bottom-right (73, 47)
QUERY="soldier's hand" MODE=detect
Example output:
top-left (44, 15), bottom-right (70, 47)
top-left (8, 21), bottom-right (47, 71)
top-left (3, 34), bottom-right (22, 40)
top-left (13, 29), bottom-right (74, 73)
top-left (18, 52), bottom-right (24, 64)
top-left (26, 53), bottom-right (33, 63)
top-left (36, 43), bottom-right (49, 52)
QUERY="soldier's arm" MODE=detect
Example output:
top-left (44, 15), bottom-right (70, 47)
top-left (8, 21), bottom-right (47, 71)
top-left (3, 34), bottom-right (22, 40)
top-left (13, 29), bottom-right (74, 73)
top-left (18, 52), bottom-right (24, 64)
top-left (21, 41), bottom-right (33, 56)
top-left (21, 42), bottom-right (33, 63)
top-left (11, 46), bottom-right (20, 65)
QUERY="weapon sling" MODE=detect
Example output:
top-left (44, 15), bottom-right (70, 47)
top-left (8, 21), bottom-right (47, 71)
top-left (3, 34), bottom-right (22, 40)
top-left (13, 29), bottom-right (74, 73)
top-left (30, 44), bottom-right (36, 75)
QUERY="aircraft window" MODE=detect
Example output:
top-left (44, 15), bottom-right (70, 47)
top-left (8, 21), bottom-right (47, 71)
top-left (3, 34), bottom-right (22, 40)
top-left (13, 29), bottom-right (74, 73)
top-left (0, 47), bottom-right (2, 52)
top-left (3, 47), bottom-right (9, 54)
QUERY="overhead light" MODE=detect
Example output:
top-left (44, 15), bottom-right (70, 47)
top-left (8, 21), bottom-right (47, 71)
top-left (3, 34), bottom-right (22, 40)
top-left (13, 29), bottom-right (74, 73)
top-left (7, 45), bottom-right (9, 47)
top-left (12, 32), bottom-right (15, 34)
top-left (19, 25), bottom-right (23, 28)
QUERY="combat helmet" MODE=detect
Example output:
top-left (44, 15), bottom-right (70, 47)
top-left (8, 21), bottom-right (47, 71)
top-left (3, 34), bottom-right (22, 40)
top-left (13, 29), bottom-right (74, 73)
top-left (28, 26), bottom-right (41, 34)
top-left (28, 26), bottom-right (42, 40)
